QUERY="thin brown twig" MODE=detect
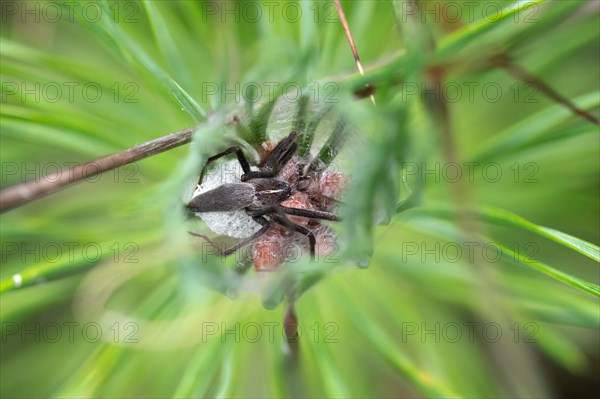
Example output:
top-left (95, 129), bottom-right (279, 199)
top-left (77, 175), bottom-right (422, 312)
top-left (493, 54), bottom-right (599, 126)
top-left (0, 126), bottom-right (197, 213)
top-left (334, 0), bottom-right (376, 105)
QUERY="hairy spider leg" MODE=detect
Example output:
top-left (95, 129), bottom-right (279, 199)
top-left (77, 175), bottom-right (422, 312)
top-left (280, 206), bottom-right (340, 221)
top-left (247, 204), bottom-right (317, 259)
top-left (264, 131), bottom-right (299, 170)
top-left (188, 216), bottom-right (270, 256)
top-left (241, 132), bottom-right (299, 181)
top-left (197, 146), bottom-right (252, 185)
top-left (271, 213), bottom-right (316, 260)
top-left (248, 204), bottom-right (340, 222)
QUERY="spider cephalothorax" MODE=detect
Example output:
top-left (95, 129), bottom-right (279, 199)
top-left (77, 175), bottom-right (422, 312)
top-left (187, 131), bottom-right (347, 270)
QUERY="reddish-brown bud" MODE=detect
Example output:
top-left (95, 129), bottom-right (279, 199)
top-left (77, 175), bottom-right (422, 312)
top-left (252, 227), bottom-right (287, 271)
top-left (280, 191), bottom-right (314, 226)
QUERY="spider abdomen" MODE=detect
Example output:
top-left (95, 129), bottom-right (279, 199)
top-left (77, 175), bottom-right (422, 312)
top-left (188, 183), bottom-right (255, 212)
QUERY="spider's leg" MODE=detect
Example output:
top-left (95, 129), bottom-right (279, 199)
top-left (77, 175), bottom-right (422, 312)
top-left (280, 206), bottom-right (340, 222)
top-left (248, 205), bottom-right (340, 222)
top-left (247, 205), bottom-right (280, 217)
top-left (188, 216), bottom-right (270, 257)
top-left (187, 231), bottom-right (224, 254)
top-left (221, 217), bottom-right (271, 256)
top-left (309, 192), bottom-right (345, 206)
top-left (241, 132), bottom-right (298, 181)
top-left (265, 131), bottom-right (299, 170)
top-left (247, 206), bottom-right (321, 260)
top-left (198, 146), bottom-right (251, 185)
top-left (271, 213), bottom-right (316, 261)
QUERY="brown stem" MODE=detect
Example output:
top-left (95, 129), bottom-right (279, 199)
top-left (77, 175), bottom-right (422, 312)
top-left (493, 54), bottom-right (599, 126)
top-left (428, 67), bottom-right (476, 224)
top-left (0, 126), bottom-right (197, 213)
top-left (335, 0), bottom-right (376, 105)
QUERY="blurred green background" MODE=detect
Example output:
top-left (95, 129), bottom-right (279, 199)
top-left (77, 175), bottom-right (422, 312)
top-left (1, 1), bottom-right (599, 398)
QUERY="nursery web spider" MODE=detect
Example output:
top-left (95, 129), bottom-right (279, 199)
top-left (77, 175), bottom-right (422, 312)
top-left (187, 131), bottom-right (341, 261)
